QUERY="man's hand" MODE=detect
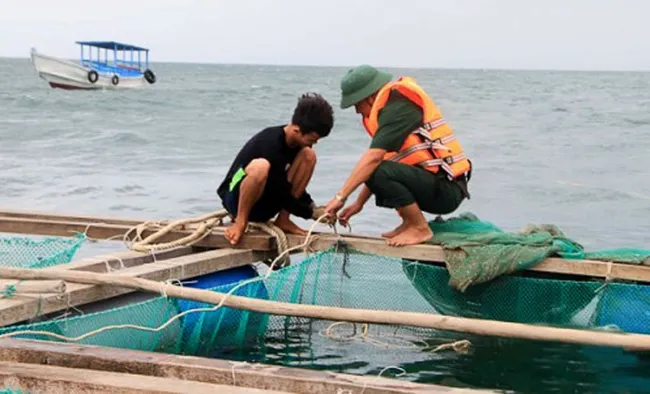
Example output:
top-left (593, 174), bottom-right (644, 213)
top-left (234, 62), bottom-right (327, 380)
top-left (324, 198), bottom-right (345, 219)
top-left (311, 205), bottom-right (336, 225)
top-left (338, 201), bottom-right (363, 227)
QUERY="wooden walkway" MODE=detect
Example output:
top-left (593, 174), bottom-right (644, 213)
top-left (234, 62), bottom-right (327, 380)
top-left (0, 338), bottom-right (491, 393)
top-left (1, 209), bottom-right (649, 284)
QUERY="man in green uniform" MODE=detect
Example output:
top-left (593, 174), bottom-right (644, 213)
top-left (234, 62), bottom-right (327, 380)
top-left (324, 65), bottom-right (471, 246)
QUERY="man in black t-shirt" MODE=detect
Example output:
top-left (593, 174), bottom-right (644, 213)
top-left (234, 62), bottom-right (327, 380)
top-left (217, 93), bottom-right (334, 245)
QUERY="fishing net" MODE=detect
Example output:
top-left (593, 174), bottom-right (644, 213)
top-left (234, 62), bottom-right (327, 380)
top-left (2, 212), bottom-right (650, 393)
top-left (0, 248), bottom-right (441, 357)
top-left (0, 389), bottom-right (26, 394)
top-left (2, 216), bottom-right (650, 393)
top-left (425, 212), bottom-right (650, 292)
top-left (2, 215), bottom-right (650, 355)
top-left (0, 234), bottom-right (86, 269)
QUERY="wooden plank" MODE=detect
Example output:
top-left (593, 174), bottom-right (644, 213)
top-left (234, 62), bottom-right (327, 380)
top-left (0, 338), bottom-right (489, 393)
top-left (0, 248), bottom-right (195, 294)
top-left (0, 249), bottom-right (273, 327)
top-left (0, 361), bottom-right (286, 394)
top-left (3, 211), bottom-right (650, 284)
top-left (0, 216), bottom-right (274, 251)
top-left (48, 247), bottom-right (194, 273)
top-left (289, 233), bottom-right (650, 283)
top-left (0, 209), bottom-right (146, 227)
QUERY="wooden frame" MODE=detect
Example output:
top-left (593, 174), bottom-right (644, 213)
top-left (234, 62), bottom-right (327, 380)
top-left (1, 210), bottom-right (649, 283)
top-left (0, 338), bottom-right (491, 393)
top-left (0, 248), bottom-right (274, 327)
top-left (0, 209), bottom-right (648, 393)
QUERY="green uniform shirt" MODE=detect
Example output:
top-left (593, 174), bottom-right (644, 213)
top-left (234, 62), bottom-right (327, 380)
top-left (364, 89), bottom-right (470, 212)
top-left (369, 90), bottom-right (423, 152)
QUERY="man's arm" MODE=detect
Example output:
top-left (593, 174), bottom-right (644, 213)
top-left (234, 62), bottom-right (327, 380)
top-left (335, 148), bottom-right (386, 201)
top-left (326, 91), bottom-right (423, 214)
top-left (335, 91), bottom-right (423, 201)
top-left (355, 184), bottom-right (373, 206)
top-left (280, 183), bottom-right (314, 219)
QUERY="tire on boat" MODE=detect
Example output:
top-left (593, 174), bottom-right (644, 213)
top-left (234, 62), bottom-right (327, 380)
top-left (87, 70), bottom-right (99, 84)
top-left (144, 69), bottom-right (156, 84)
top-left (111, 75), bottom-right (119, 86)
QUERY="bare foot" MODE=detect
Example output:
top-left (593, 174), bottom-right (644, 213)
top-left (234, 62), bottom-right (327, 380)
top-left (381, 221), bottom-right (408, 238)
top-left (224, 221), bottom-right (247, 245)
top-left (387, 225), bottom-right (433, 247)
top-left (273, 217), bottom-right (307, 236)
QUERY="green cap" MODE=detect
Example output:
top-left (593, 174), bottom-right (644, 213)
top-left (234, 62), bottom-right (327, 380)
top-left (339, 65), bottom-right (393, 109)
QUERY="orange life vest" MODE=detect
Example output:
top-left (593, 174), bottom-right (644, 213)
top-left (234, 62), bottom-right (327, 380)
top-left (362, 76), bottom-right (471, 181)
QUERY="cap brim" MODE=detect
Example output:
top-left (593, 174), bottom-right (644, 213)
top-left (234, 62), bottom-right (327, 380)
top-left (340, 71), bottom-right (393, 109)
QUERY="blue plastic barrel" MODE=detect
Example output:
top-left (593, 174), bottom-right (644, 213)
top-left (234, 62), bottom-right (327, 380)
top-left (177, 264), bottom-right (270, 355)
top-left (595, 283), bottom-right (650, 335)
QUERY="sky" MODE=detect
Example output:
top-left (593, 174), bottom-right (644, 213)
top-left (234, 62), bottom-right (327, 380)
top-left (1, 0), bottom-right (647, 71)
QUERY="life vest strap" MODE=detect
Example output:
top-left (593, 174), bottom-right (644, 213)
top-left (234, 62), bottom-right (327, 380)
top-left (389, 140), bottom-right (453, 163)
top-left (413, 128), bottom-right (456, 146)
top-left (419, 153), bottom-right (466, 168)
top-left (422, 119), bottom-right (447, 130)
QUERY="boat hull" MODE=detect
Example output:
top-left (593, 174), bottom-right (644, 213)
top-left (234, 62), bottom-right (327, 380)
top-left (30, 49), bottom-right (149, 90)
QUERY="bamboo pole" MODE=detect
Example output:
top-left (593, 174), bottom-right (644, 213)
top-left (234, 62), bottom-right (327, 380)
top-left (1, 280), bottom-right (66, 295)
top-left (0, 249), bottom-right (272, 327)
top-left (0, 266), bottom-right (648, 351)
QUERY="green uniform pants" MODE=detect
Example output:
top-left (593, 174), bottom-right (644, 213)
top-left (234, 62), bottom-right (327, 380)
top-left (365, 161), bottom-right (466, 215)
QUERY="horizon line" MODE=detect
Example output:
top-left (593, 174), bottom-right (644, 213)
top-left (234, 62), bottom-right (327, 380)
top-left (2, 55), bottom-right (649, 73)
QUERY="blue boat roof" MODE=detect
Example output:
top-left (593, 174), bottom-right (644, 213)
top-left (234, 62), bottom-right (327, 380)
top-left (75, 41), bottom-right (149, 51)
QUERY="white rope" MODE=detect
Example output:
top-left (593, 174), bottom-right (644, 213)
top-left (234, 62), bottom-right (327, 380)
top-left (0, 213), bottom-right (332, 343)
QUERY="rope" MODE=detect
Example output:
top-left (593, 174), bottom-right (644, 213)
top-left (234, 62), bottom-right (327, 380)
top-left (0, 213), bottom-right (332, 344)
top-left (321, 321), bottom-right (471, 354)
top-left (594, 261), bottom-right (614, 294)
top-left (249, 221), bottom-right (291, 268)
top-left (123, 210), bottom-right (230, 253)
top-left (122, 209), bottom-right (293, 267)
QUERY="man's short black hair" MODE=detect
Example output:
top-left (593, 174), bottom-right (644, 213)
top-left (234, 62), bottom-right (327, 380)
top-left (291, 92), bottom-right (334, 137)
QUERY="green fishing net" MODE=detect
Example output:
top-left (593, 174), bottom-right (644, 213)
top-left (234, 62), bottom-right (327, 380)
top-left (0, 233), bottom-right (86, 269)
top-left (1, 213), bottom-right (649, 364)
top-left (2, 224), bottom-right (650, 358)
top-left (425, 212), bottom-right (650, 292)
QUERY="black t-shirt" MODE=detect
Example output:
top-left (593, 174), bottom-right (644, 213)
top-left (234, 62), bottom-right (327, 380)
top-left (217, 125), bottom-right (314, 219)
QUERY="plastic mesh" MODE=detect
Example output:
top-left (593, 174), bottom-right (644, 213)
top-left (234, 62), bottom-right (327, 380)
top-left (0, 233), bottom-right (86, 269)
top-left (2, 212), bottom-right (647, 345)
top-left (0, 248), bottom-right (437, 353)
top-left (2, 244), bottom-right (650, 393)
top-left (1, 213), bottom-right (650, 393)
top-left (2, 235), bottom-right (650, 350)
top-left (426, 212), bottom-right (650, 291)
top-left (0, 389), bottom-right (27, 394)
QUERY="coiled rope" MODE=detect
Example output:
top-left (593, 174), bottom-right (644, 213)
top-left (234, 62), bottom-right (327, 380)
top-left (122, 209), bottom-right (292, 268)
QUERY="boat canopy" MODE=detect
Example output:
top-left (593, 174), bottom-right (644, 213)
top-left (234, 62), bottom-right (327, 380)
top-left (75, 41), bottom-right (149, 52)
top-left (75, 41), bottom-right (151, 77)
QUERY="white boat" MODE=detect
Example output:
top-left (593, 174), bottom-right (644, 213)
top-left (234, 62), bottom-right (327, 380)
top-left (30, 41), bottom-right (157, 90)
